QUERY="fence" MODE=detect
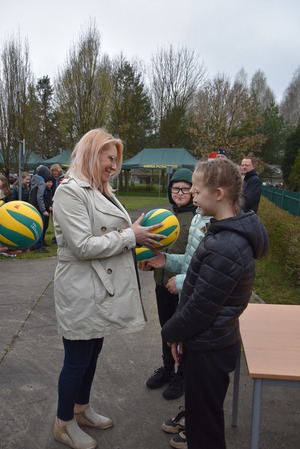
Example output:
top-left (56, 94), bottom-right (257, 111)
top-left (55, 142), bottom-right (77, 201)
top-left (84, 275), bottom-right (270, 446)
top-left (262, 186), bottom-right (300, 217)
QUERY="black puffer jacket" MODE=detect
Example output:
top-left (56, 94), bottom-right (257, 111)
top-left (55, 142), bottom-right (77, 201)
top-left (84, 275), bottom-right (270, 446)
top-left (161, 211), bottom-right (269, 351)
top-left (242, 168), bottom-right (262, 213)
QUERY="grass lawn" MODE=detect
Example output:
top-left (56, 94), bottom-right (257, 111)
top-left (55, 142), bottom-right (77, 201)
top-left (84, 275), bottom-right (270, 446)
top-left (1, 196), bottom-right (299, 305)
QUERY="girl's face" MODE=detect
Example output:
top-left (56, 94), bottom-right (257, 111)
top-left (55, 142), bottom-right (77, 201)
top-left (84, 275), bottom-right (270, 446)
top-left (191, 174), bottom-right (218, 217)
top-left (52, 169), bottom-right (59, 178)
top-left (170, 181), bottom-right (192, 207)
top-left (22, 176), bottom-right (31, 187)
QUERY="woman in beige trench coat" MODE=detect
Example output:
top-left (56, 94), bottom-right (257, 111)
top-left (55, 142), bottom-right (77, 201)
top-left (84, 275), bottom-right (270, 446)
top-left (53, 128), bottom-right (163, 449)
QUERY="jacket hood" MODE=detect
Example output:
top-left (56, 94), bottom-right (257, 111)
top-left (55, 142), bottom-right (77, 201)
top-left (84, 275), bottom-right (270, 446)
top-left (167, 168), bottom-right (193, 207)
top-left (208, 211), bottom-right (269, 260)
top-left (37, 165), bottom-right (50, 181)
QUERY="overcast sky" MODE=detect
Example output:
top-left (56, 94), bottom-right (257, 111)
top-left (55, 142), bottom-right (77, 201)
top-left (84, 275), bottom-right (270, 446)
top-left (1, 0), bottom-right (299, 103)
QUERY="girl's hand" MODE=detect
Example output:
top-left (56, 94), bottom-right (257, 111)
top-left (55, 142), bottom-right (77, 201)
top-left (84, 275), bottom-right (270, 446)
top-left (166, 276), bottom-right (178, 294)
top-left (147, 251), bottom-right (166, 269)
top-left (168, 342), bottom-right (184, 365)
top-left (138, 260), bottom-right (153, 271)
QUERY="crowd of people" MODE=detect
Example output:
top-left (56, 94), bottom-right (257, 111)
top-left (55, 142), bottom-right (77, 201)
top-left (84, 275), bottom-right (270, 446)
top-left (0, 132), bottom-right (268, 449)
top-left (0, 163), bottom-right (65, 253)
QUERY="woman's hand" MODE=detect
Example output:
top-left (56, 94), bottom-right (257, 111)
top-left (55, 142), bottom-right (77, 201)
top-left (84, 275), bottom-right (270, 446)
top-left (131, 213), bottom-right (165, 248)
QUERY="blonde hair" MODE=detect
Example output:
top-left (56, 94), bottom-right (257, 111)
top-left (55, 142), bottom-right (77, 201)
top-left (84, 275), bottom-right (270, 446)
top-left (66, 128), bottom-right (123, 196)
top-left (50, 164), bottom-right (63, 176)
top-left (194, 159), bottom-right (242, 215)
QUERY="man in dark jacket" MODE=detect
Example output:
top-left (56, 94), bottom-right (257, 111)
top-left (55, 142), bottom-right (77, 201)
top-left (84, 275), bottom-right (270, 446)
top-left (241, 157), bottom-right (262, 213)
top-left (29, 165), bottom-right (50, 253)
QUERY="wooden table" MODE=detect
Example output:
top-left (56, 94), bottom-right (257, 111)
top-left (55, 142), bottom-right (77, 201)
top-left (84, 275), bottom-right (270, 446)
top-left (232, 303), bottom-right (300, 449)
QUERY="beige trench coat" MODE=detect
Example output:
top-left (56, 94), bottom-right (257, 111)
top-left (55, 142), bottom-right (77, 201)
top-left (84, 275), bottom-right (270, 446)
top-left (53, 177), bottom-right (146, 340)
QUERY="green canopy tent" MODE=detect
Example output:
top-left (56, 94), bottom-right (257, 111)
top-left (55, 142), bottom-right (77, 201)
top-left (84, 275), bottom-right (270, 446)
top-left (24, 152), bottom-right (44, 170)
top-left (122, 148), bottom-right (197, 170)
top-left (41, 150), bottom-right (72, 168)
top-left (121, 148), bottom-right (198, 195)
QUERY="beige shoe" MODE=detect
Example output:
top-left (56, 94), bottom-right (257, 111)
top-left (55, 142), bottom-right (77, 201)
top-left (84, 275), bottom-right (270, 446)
top-left (54, 417), bottom-right (97, 449)
top-left (75, 406), bottom-right (114, 429)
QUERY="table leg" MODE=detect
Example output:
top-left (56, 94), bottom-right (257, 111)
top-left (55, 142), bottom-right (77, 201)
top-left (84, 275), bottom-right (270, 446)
top-left (231, 345), bottom-right (241, 427)
top-left (250, 378), bottom-right (263, 449)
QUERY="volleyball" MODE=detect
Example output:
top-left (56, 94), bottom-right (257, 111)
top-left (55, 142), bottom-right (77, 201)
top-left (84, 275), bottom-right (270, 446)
top-left (140, 208), bottom-right (180, 250)
top-left (135, 246), bottom-right (156, 262)
top-left (0, 201), bottom-right (43, 250)
top-left (0, 200), bottom-right (5, 207)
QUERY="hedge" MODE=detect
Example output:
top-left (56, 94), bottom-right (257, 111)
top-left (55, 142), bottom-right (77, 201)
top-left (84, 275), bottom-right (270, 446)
top-left (258, 197), bottom-right (300, 286)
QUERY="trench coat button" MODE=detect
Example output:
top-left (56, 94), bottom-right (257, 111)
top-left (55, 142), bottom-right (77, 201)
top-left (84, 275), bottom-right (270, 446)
top-left (123, 246), bottom-right (129, 252)
top-left (117, 228), bottom-right (123, 233)
top-left (101, 226), bottom-right (107, 232)
top-left (107, 268), bottom-right (112, 274)
top-left (109, 292), bottom-right (114, 297)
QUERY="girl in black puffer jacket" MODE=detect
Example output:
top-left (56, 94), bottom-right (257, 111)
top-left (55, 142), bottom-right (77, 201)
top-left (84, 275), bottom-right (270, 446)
top-left (162, 158), bottom-right (269, 449)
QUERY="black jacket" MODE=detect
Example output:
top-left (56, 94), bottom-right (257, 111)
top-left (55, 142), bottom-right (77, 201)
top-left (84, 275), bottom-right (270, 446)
top-left (242, 169), bottom-right (262, 213)
top-left (161, 211), bottom-right (269, 351)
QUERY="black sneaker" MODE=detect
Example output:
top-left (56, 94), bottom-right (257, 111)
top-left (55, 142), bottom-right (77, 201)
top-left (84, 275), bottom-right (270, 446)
top-left (43, 242), bottom-right (50, 247)
top-left (35, 247), bottom-right (49, 253)
top-left (170, 431), bottom-right (187, 449)
top-left (146, 367), bottom-right (174, 389)
top-left (163, 375), bottom-right (184, 400)
top-left (162, 406), bottom-right (185, 434)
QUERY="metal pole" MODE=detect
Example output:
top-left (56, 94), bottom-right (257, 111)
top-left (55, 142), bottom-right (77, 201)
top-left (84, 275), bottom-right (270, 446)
top-left (18, 139), bottom-right (25, 200)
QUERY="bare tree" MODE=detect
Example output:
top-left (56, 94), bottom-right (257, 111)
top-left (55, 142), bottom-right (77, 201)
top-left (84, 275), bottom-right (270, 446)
top-left (55, 20), bottom-right (111, 148)
top-left (150, 44), bottom-right (206, 148)
top-left (250, 70), bottom-right (275, 110)
top-left (109, 54), bottom-right (153, 159)
top-left (280, 66), bottom-right (300, 126)
top-left (0, 34), bottom-right (36, 176)
top-left (190, 72), bottom-right (266, 163)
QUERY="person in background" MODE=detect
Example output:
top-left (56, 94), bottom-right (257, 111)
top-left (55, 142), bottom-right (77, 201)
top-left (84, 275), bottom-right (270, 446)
top-left (0, 174), bottom-right (12, 201)
top-left (41, 176), bottom-right (54, 247)
top-left (50, 163), bottom-right (65, 194)
top-left (29, 165), bottom-right (51, 253)
top-left (241, 156), bottom-right (262, 213)
top-left (52, 128), bottom-right (164, 449)
top-left (141, 169), bottom-right (196, 400)
top-left (161, 158), bottom-right (268, 449)
top-left (215, 148), bottom-right (228, 159)
top-left (10, 172), bottom-right (31, 202)
top-left (50, 164), bottom-right (64, 244)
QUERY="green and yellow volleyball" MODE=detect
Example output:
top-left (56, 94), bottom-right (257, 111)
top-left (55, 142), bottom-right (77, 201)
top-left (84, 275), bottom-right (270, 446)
top-left (140, 208), bottom-right (180, 251)
top-left (136, 246), bottom-right (156, 262)
top-left (0, 201), bottom-right (43, 250)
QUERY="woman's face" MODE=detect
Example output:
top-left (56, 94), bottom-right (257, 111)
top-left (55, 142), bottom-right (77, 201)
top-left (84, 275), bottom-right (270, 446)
top-left (52, 169), bottom-right (59, 178)
top-left (99, 143), bottom-right (118, 184)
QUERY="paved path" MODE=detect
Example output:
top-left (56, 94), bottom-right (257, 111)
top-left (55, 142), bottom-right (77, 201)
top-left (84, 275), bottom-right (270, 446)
top-left (0, 206), bottom-right (299, 448)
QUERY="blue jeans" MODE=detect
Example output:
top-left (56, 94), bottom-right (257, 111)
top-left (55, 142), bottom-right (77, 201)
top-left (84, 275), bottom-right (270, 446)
top-left (57, 337), bottom-right (104, 421)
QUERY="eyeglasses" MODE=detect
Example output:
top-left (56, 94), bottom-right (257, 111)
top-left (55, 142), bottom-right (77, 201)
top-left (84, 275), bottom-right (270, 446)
top-left (171, 187), bottom-right (191, 194)
top-left (106, 155), bottom-right (118, 166)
